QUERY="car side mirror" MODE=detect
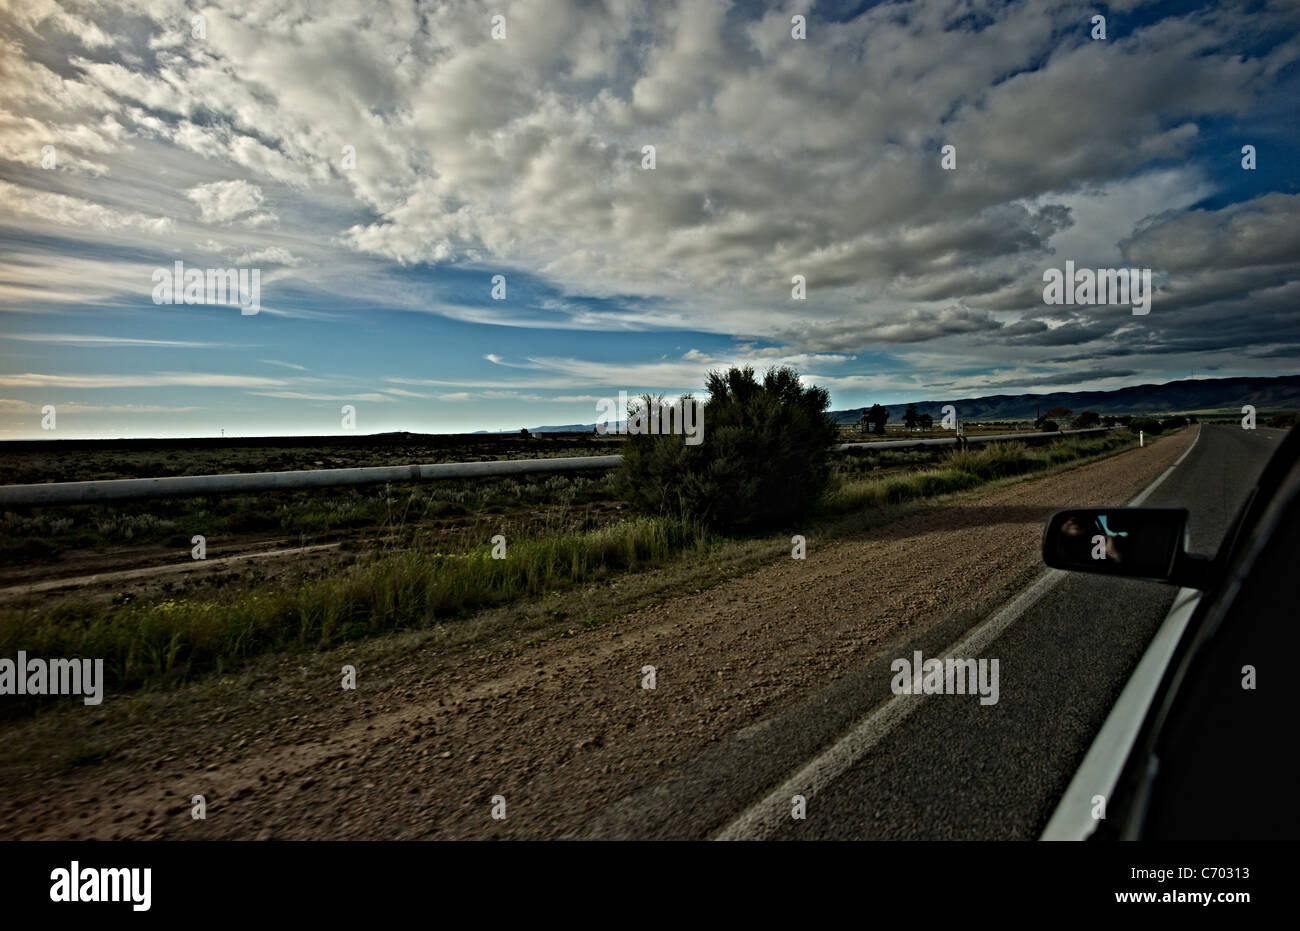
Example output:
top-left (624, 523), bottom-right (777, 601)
top-left (1042, 507), bottom-right (1214, 589)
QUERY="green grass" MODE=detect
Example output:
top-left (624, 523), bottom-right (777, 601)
top-left (0, 516), bottom-right (708, 698)
top-left (823, 434), bottom-right (1131, 512)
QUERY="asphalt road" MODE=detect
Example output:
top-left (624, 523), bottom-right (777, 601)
top-left (726, 424), bottom-right (1281, 839)
top-left (569, 424), bottom-right (1279, 841)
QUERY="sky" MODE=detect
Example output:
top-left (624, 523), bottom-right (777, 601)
top-left (1, 0), bottom-right (1298, 439)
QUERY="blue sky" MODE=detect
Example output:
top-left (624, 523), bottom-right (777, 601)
top-left (2, 0), bottom-right (1298, 438)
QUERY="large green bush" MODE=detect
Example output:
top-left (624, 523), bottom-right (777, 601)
top-left (1129, 418), bottom-right (1164, 436)
top-left (614, 365), bottom-right (839, 530)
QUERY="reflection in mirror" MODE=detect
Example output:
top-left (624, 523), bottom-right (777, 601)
top-left (1044, 507), bottom-right (1188, 581)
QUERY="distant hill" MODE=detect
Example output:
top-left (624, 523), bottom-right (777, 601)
top-left (531, 421), bottom-right (628, 433)
top-left (529, 423), bottom-right (597, 433)
top-left (828, 375), bottom-right (1300, 424)
top-left (528, 375), bottom-right (1299, 432)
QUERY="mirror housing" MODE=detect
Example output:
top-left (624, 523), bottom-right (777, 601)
top-left (1042, 507), bottom-right (1216, 589)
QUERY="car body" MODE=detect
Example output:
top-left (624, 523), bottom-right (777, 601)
top-left (1041, 425), bottom-right (1299, 840)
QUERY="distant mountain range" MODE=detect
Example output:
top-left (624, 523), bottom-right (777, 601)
top-left (527, 375), bottom-right (1299, 431)
top-left (521, 424), bottom-right (603, 434)
top-left (826, 375), bottom-right (1300, 424)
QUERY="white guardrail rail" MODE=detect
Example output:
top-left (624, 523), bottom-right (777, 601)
top-left (0, 428), bottom-right (1113, 507)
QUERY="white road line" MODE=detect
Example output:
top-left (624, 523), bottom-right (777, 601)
top-left (1129, 424), bottom-right (1201, 506)
top-left (712, 566), bottom-right (1066, 840)
top-left (712, 426), bottom-right (1204, 841)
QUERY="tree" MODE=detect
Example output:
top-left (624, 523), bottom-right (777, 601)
top-left (1038, 406), bottom-right (1071, 427)
top-left (1130, 418), bottom-right (1164, 436)
top-left (614, 365), bottom-right (839, 531)
top-left (867, 404), bottom-right (889, 435)
top-left (1071, 410), bottom-right (1100, 429)
top-left (918, 412), bottom-right (934, 431)
top-left (903, 403), bottom-right (919, 430)
top-left (1039, 420), bottom-right (1060, 433)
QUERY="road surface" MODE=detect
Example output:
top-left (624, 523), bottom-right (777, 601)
top-left (725, 424), bottom-right (1278, 839)
top-left (584, 425), bottom-right (1279, 839)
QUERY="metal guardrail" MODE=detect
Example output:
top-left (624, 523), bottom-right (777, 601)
top-left (0, 428), bottom-right (1112, 507)
top-left (0, 456), bottom-right (624, 507)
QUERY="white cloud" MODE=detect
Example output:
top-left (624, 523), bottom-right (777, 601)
top-left (0, 372), bottom-right (288, 388)
top-left (0, 0), bottom-right (1296, 402)
top-left (186, 180), bottom-right (276, 227)
top-left (0, 180), bottom-right (173, 234)
top-left (234, 246), bottom-right (302, 266)
top-left (2, 333), bottom-right (228, 348)
top-left (248, 391), bottom-right (396, 402)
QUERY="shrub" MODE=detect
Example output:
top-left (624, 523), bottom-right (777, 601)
top-left (943, 441), bottom-right (1031, 480)
top-left (1266, 410), bottom-right (1298, 429)
top-left (1160, 415), bottom-right (1187, 431)
top-left (1038, 420), bottom-right (1059, 433)
top-left (614, 365), bottom-right (839, 530)
top-left (1130, 418), bottom-right (1164, 436)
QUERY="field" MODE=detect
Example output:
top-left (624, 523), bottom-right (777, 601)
top-left (0, 432), bottom-right (620, 567)
top-left (0, 429), bottom-right (1141, 709)
top-left (833, 421), bottom-right (1036, 443)
top-left (0, 431), bottom-right (618, 484)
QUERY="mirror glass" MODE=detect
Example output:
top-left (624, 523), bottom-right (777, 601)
top-left (1043, 507), bottom-right (1188, 580)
